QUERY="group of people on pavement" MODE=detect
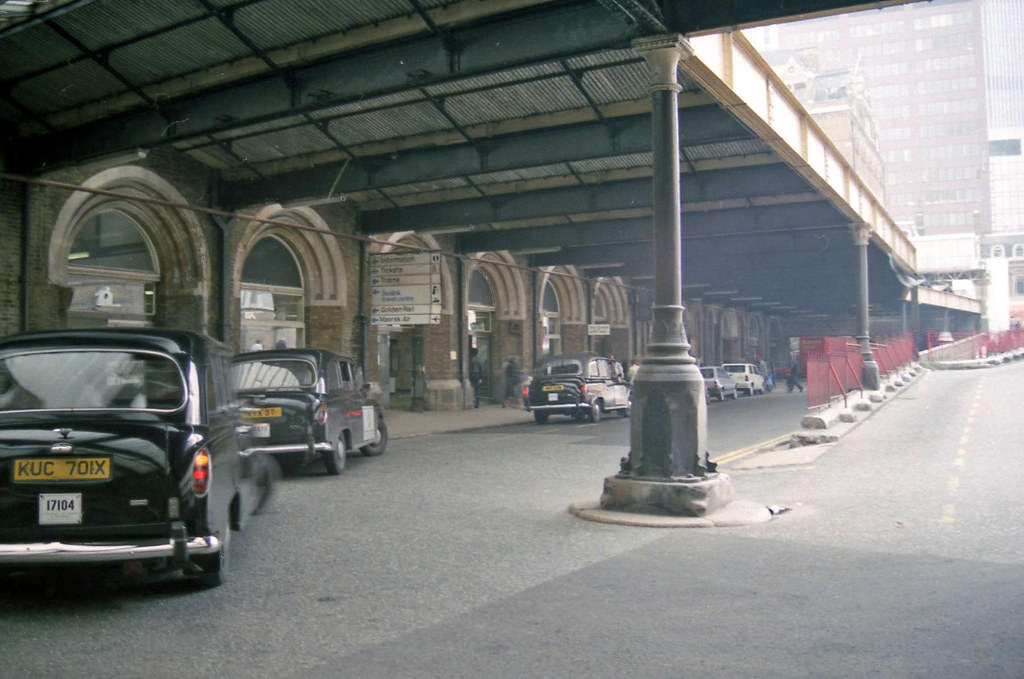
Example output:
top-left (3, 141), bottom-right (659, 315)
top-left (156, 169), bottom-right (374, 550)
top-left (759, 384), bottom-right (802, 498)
top-left (468, 349), bottom-right (524, 408)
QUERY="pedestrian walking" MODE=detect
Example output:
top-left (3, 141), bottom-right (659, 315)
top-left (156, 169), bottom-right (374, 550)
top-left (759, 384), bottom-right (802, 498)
top-left (627, 359), bottom-right (640, 384)
top-left (786, 361), bottom-right (804, 393)
top-left (469, 348), bottom-right (484, 408)
top-left (503, 356), bottom-right (521, 408)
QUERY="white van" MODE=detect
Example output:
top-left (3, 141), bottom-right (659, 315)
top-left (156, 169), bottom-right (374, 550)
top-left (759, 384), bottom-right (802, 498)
top-left (721, 363), bottom-right (765, 396)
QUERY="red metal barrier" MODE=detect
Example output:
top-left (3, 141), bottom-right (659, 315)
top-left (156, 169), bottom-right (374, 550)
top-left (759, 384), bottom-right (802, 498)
top-left (804, 333), bottom-right (917, 408)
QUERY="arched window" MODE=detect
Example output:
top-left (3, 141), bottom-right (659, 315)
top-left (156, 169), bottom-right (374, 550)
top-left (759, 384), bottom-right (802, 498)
top-left (66, 211), bottom-right (158, 327)
top-left (240, 237), bottom-right (305, 349)
top-left (467, 269), bottom-right (495, 397)
top-left (593, 292), bottom-right (607, 321)
top-left (1014, 244), bottom-right (1024, 258)
top-left (541, 281), bottom-right (561, 355)
top-left (991, 245), bottom-right (1005, 258)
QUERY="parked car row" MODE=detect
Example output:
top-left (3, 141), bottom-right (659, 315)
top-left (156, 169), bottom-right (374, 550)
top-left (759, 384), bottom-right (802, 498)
top-left (0, 329), bottom-right (386, 589)
top-left (702, 363), bottom-right (771, 401)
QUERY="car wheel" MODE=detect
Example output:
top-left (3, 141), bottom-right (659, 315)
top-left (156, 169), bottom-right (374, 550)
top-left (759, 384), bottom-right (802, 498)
top-left (587, 401), bottom-right (602, 423)
top-left (323, 437), bottom-right (346, 475)
top-left (194, 525), bottom-right (230, 588)
top-left (533, 411), bottom-right (549, 424)
top-left (360, 416), bottom-right (388, 457)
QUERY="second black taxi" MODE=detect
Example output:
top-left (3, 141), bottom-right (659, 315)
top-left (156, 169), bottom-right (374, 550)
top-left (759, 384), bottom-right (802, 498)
top-left (524, 353), bottom-right (630, 424)
top-left (232, 348), bottom-right (387, 475)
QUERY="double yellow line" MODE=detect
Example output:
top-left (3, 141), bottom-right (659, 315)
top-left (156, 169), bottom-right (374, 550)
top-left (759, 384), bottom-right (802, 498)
top-left (711, 432), bottom-right (796, 467)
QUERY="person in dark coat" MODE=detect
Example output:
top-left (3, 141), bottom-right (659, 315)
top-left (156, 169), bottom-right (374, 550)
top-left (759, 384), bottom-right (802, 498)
top-left (787, 361), bottom-right (804, 393)
top-left (469, 348), bottom-right (484, 408)
top-left (503, 356), bottom-right (521, 408)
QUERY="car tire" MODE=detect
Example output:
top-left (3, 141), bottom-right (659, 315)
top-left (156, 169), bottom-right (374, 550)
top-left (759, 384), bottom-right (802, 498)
top-left (324, 437), bottom-right (346, 475)
top-left (533, 411), bottom-right (549, 424)
top-left (194, 525), bottom-right (230, 588)
top-left (360, 416), bottom-right (388, 457)
top-left (588, 401), bottom-right (602, 423)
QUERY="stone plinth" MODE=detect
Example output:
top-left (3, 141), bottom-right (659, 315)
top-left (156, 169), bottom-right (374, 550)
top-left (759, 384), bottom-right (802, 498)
top-left (600, 473), bottom-right (734, 517)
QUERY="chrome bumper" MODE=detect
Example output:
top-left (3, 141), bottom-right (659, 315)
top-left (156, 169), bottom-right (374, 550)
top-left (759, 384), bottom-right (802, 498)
top-left (528, 402), bottom-right (584, 412)
top-left (240, 442), bottom-right (332, 456)
top-left (0, 534), bottom-right (220, 565)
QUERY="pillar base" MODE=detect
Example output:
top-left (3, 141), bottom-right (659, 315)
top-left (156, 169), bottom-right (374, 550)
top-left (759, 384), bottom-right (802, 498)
top-left (600, 473), bottom-right (734, 517)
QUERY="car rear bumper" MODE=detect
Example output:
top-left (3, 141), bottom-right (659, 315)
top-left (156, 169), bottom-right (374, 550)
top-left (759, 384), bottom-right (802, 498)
top-left (0, 528), bottom-right (220, 566)
top-left (240, 442), bottom-right (332, 456)
top-left (528, 402), bottom-right (586, 412)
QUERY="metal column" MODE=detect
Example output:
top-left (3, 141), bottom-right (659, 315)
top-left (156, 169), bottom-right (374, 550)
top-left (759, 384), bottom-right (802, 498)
top-left (599, 35), bottom-right (732, 517)
top-left (853, 223), bottom-right (880, 390)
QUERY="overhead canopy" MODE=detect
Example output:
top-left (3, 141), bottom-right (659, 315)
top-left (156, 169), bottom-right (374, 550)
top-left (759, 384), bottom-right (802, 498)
top-left (1, 0), bottom-right (926, 319)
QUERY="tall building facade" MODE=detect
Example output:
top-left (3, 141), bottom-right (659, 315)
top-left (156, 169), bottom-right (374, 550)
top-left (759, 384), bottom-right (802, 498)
top-left (748, 0), bottom-right (991, 237)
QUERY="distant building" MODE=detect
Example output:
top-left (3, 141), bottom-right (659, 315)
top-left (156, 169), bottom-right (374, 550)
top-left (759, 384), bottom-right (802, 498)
top-left (748, 0), bottom-right (991, 237)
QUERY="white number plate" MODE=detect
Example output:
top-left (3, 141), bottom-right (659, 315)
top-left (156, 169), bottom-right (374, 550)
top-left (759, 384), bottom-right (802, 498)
top-left (39, 493), bottom-right (82, 525)
top-left (548, 393), bottom-right (559, 401)
top-left (250, 422), bottom-right (271, 438)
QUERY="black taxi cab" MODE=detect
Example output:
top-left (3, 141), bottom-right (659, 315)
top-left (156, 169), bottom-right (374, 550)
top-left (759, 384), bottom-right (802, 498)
top-left (524, 353), bottom-right (631, 424)
top-left (0, 329), bottom-right (271, 588)
top-left (232, 348), bottom-right (387, 475)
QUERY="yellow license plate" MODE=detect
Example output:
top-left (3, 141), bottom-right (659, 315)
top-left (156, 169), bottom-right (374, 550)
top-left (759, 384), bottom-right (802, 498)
top-left (14, 457), bottom-right (111, 482)
top-left (542, 385), bottom-right (564, 391)
top-left (243, 407), bottom-right (282, 418)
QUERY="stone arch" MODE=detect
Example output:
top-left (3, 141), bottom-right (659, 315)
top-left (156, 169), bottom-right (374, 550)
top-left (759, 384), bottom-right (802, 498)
top-left (466, 252), bottom-right (527, 320)
top-left (232, 204), bottom-right (346, 306)
top-left (593, 277), bottom-right (630, 327)
top-left (538, 267), bottom-right (585, 323)
top-left (49, 165), bottom-right (211, 329)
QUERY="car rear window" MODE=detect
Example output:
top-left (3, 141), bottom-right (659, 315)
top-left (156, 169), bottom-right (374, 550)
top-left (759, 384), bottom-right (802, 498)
top-left (699, 368), bottom-right (713, 378)
top-left (233, 358), bottom-right (316, 389)
top-left (539, 359), bottom-right (583, 376)
top-left (722, 365), bottom-right (744, 374)
top-left (0, 349), bottom-right (185, 412)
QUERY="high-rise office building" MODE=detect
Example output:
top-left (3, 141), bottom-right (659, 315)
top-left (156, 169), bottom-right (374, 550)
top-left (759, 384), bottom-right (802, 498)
top-left (748, 0), bottom-right (990, 237)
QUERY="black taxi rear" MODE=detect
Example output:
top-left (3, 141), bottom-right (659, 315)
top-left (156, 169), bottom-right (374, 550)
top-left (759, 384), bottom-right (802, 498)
top-left (232, 348), bottom-right (387, 475)
top-left (524, 353), bottom-right (630, 424)
top-left (0, 329), bottom-right (271, 588)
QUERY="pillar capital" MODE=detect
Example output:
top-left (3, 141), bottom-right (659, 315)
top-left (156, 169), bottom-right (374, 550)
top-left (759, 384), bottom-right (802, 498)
top-left (632, 34), bottom-right (693, 92)
top-left (850, 222), bottom-right (872, 246)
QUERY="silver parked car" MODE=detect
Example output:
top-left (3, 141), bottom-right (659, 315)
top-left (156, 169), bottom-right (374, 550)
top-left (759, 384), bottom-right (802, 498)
top-left (700, 366), bottom-right (739, 401)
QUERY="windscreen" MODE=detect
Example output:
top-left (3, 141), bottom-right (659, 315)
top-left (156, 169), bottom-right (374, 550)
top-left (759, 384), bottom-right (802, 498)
top-left (233, 359), bottom-right (316, 390)
top-left (0, 349), bottom-right (185, 411)
top-left (722, 365), bottom-right (744, 375)
top-left (699, 368), bottom-right (713, 379)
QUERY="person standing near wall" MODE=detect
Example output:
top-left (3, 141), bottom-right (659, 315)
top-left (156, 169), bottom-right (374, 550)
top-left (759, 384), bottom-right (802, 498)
top-left (503, 356), bottom-right (520, 408)
top-left (469, 347), bottom-right (484, 408)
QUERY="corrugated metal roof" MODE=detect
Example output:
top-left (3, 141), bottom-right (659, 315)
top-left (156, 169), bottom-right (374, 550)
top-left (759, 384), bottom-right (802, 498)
top-left (12, 60), bottom-right (127, 112)
top-left (570, 153), bottom-right (653, 173)
top-left (381, 177), bottom-right (468, 197)
top-left (109, 19), bottom-right (252, 85)
top-left (444, 77), bottom-right (590, 127)
top-left (565, 49), bottom-right (641, 69)
top-left (232, 0), bottom-right (415, 51)
top-left (470, 163), bottom-right (572, 185)
top-left (212, 116), bottom-right (309, 142)
top-left (425, 64), bottom-right (563, 96)
top-left (231, 124), bottom-right (337, 162)
top-left (0, 23), bottom-right (80, 79)
top-left (578, 63), bottom-right (650, 104)
top-left (310, 91), bottom-right (426, 120)
top-left (52, 0), bottom-right (206, 51)
top-left (326, 101), bottom-right (453, 145)
top-left (683, 139), bottom-right (771, 160)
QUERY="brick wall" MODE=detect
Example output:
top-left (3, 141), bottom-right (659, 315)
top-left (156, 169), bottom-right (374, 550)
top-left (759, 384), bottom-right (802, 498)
top-left (0, 179), bottom-right (24, 336)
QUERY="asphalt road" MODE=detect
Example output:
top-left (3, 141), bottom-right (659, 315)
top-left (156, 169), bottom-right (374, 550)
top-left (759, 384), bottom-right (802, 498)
top-left (2, 365), bottom-right (1023, 678)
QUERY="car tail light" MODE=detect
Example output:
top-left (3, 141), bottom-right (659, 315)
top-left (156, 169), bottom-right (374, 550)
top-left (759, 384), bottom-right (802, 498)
top-left (315, 402), bottom-right (328, 425)
top-left (522, 387), bottom-right (528, 398)
top-left (580, 384), bottom-right (586, 392)
top-left (192, 447), bottom-right (211, 496)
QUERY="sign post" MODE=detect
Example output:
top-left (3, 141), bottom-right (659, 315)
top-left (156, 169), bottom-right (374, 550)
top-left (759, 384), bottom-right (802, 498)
top-left (369, 252), bottom-right (442, 326)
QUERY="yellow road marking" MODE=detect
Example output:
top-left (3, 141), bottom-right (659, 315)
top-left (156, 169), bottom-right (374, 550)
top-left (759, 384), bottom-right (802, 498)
top-left (941, 504), bottom-right (955, 524)
top-left (947, 476), bottom-right (960, 491)
top-left (957, 447), bottom-right (966, 457)
top-left (954, 458), bottom-right (964, 467)
top-left (711, 432), bottom-right (796, 466)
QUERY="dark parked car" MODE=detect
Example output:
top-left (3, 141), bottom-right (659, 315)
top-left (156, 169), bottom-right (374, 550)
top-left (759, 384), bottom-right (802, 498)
top-left (232, 348), bottom-right (386, 475)
top-left (524, 353), bottom-right (630, 424)
top-left (700, 366), bottom-right (739, 401)
top-left (0, 329), bottom-right (271, 588)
